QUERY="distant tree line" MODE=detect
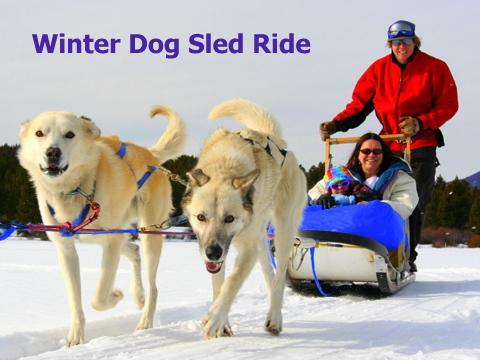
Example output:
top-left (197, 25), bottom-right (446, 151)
top-left (1, 143), bottom-right (479, 246)
top-left (0, 144), bottom-right (41, 227)
top-left (423, 175), bottom-right (480, 247)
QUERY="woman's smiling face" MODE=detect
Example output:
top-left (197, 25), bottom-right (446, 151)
top-left (358, 139), bottom-right (383, 177)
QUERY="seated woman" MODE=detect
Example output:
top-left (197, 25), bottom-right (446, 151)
top-left (307, 133), bottom-right (419, 268)
top-left (309, 132), bottom-right (418, 220)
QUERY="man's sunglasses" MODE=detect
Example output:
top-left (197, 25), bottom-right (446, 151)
top-left (330, 180), bottom-right (351, 190)
top-left (360, 149), bottom-right (383, 155)
top-left (391, 38), bottom-right (414, 46)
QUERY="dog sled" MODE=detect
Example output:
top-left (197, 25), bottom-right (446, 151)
top-left (282, 201), bottom-right (415, 296)
top-left (270, 134), bottom-right (415, 296)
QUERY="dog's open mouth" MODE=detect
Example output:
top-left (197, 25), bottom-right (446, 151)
top-left (205, 261), bottom-right (223, 274)
top-left (41, 164), bottom-right (69, 177)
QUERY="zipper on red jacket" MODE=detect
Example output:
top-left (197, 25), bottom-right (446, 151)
top-left (395, 71), bottom-right (406, 151)
top-left (396, 73), bottom-right (403, 120)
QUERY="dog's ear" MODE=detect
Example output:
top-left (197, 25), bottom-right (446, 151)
top-left (232, 169), bottom-right (260, 191)
top-left (186, 169), bottom-right (210, 187)
top-left (19, 120), bottom-right (31, 140)
top-left (80, 117), bottom-right (101, 139)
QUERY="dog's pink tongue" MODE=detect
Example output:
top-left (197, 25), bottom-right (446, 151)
top-left (205, 261), bottom-right (222, 272)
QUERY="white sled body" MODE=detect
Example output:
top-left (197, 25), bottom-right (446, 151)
top-left (282, 230), bottom-right (415, 295)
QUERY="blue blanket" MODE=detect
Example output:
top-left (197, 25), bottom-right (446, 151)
top-left (270, 200), bottom-right (407, 251)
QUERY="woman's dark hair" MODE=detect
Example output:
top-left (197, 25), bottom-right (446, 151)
top-left (346, 133), bottom-right (394, 178)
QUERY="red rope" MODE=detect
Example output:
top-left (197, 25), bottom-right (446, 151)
top-left (26, 203), bottom-right (102, 236)
top-left (3, 202), bottom-right (197, 238)
top-left (60, 202), bottom-right (101, 233)
top-left (23, 223), bottom-right (196, 236)
top-left (18, 203), bottom-right (199, 237)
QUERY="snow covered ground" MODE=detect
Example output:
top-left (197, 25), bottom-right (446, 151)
top-left (0, 236), bottom-right (479, 360)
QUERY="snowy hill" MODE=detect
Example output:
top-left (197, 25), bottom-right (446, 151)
top-left (0, 239), bottom-right (479, 359)
top-left (462, 171), bottom-right (480, 188)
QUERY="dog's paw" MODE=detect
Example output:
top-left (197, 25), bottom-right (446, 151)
top-left (131, 290), bottom-right (145, 310)
top-left (265, 319), bottom-right (282, 336)
top-left (92, 289), bottom-right (124, 311)
top-left (135, 319), bottom-right (153, 332)
top-left (201, 316), bottom-right (233, 339)
top-left (112, 289), bottom-right (123, 297)
top-left (110, 289), bottom-right (124, 304)
top-left (135, 307), bottom-right (156, 331)
top-left (133, 295), bottom-right (145, 310)
top-left (65, 328), bottom-right (85, 347)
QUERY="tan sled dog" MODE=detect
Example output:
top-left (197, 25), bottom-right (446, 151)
top-left (182, 99), bottom-right (306, 339)
top-left (17, 106), bottom-right (187, 346)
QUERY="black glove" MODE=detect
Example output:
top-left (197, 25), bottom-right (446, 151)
top-left (314, 194), bottom-right (336, 209)
top-left (353, 185), bottom-right (382, 203)
top-left (319, 121), bottom-right (336, 141)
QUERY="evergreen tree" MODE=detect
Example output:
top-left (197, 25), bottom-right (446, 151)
top-left (0, 144), bottom-right (20, 218)
top-left (0, 144), bottom-right (41, 226)
top-left (425, 175), bottom-right (447, 228)
top-left (304, 162), bottom-right (325, 191)
top-left (467, 187), bottom-right (480, 235)
top-left (443, 178), bottom-right (471, 229)
top-left (435, 174), bottom-right (447, 187)
top-left (15, 168), bottom-right (42, 225)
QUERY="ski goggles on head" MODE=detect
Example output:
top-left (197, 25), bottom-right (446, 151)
top-left (329, 180), bottom-right (351, 190)
top-left (388, 21), bottom-right (415, 39)
top-left (391, 38), bottom-right (414, 46)
top-left (360, 148), bottom-right (383, 155)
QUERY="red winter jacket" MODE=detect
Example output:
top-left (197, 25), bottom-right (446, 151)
top-left (332, 49), bottom-right (459, 151)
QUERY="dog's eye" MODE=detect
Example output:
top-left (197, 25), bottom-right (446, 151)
top-left (224, 215), bottom-right (234, 223)
top-left (35, 131), bottom-right (44, 137)
top-left (197, 214), bottom-right (206, 222)
top-left (65, 132), bottom-right (75, 139)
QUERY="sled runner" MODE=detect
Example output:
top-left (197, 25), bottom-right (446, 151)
top-left (270, 135), bottom-right (415, 296)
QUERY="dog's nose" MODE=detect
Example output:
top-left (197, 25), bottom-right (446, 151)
top-left (46, 147), bottom-right (62, 161)
top-left (206, 244), bottom-right (223, 261)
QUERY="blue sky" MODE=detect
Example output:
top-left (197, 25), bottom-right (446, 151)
top-left (1, 1), bottom-right (478, 182)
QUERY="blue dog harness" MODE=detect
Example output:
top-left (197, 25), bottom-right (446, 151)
top-left (47, 184), bottom-right (96, 234)
top-left (47, 142), bottom-right (157, 229)
top-left (116, 142), bottom-right (158, 188)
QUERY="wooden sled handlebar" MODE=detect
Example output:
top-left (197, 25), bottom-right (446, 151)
top-left (324, 134), bottom-right (411, 172)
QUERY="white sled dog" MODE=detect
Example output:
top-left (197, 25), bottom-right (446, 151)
top-left (182, 99), bottom-right (306, 339)
top-left (18, 106), bottom-right (187, 346)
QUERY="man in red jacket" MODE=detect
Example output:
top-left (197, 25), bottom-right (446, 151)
top-left (320, 20), bottom-right (458, 272)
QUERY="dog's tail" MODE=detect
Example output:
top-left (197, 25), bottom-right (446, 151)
top-left (149, 106), bottom-right (187, 165)
top-left (208, 99), bottom-right (283, 138)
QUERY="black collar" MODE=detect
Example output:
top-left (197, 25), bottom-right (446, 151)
top-left (391, 46), bottom-right (419, 69)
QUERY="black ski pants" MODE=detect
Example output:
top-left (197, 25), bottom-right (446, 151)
top-left (393, 146), bottom-right (437, 262)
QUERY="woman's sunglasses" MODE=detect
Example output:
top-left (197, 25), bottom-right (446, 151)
top-left (330, 180), bottom-right (351, 190)
top-left (360, 149), bottom-right (383, 155)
